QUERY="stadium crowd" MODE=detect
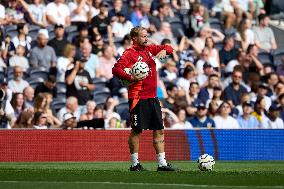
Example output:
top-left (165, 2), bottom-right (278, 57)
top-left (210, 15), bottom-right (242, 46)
top-left (0, 0), bottom-right (284, 129)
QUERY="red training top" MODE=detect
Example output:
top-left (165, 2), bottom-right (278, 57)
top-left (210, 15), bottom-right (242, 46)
top-left (112, 44), bottom-right (173, 100)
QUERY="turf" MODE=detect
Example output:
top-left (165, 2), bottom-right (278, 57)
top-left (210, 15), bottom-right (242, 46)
top-left (0, 161), bottom-right (283, 189)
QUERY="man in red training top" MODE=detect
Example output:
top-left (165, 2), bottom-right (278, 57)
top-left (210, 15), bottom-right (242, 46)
top-left (112, 26), bottom-right (178, 171)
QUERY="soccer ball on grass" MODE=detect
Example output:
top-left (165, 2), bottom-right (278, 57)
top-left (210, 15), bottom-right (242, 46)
top-left (197, 154), bottom-right (215, 171)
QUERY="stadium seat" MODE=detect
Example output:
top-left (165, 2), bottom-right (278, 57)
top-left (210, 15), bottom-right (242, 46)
top-left (93, 91), bottom-right (110, 104)
top-left (67, 31), bottom-right (79, 43)
top-left (66, 25), bottom-right (78, 33)
top-left (4, 25), bottom-right (17, 37)
top-left (258, 50), bottom-right (272, 65)
top-left (113, 37), bottom-right (123, 49)
top-left (29, 70), bottom-right (48, 80)
top-left (170, 21), bottom-right (185, 39)
top-left (95, 86), bottom-right (110, 93)
top-left (56, 86), bottom-right (66, 98)
top-left (51, 98), bottom-right (66, 113)
top-left (209, 19), bottom-right (223, 32)
top-left (93, 77), bottom-right (108, 88)
top-left (272, 49), bottom-right (284, 67)
top-left (115, 102), bottom-right (129, 115)
top-left (56, 82), bottom-right (66, 89)
top-left (28, 77), bottom-right (44, 88)
top-left (215, 41), bottom-right (223, 50)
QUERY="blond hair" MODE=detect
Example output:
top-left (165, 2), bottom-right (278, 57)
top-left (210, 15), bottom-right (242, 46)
top-left (130, 26), bottom-right (147, 39)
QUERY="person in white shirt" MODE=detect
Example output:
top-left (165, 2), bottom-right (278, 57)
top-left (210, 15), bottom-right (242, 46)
top-left (9, 45), bottom-right (29, 72)
top-left (171, 108), bottom-right (193, 129)
top-left (68, 0), bottom-right (93, 24)
top-left (213, 101), bottom-right (240, 129)
top-left (7, 66), bottom-right (29, 93)
top-left (57, 96), bottom-right (81, 122)
top-left (112, 12), bottom-right (134, 38)
top-left (236, 18), bottom-right (255, 51)
top-left (46, 0), bottom-right (70, 26)
top-left (261, 104), bottom-right (284, 129)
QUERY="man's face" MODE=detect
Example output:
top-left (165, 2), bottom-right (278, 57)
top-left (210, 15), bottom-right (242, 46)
top-left (46, 81), bottom-right (56, 89)
top-left (135, 30), bottom-right (148, 47)
top-left (14, 68), bottom-right (23, 81)
top-left (197, 107), bottom-right (207, 117)
top-left (209, 76), bottom-right (219, 88)
top-left (232, 71), bottom-right (242, 85)
top-left (189, 84), bottom-right (199, 95)
top-left (65, 118), bottom-right (77, 128)
top-left (24, 88), bottom-right (34, 101)
top-left (37, 35), bottom-right (48, 47)
top-left (262, 17), bottom-right (270, 27)
top-left (55, 27), bottom-right (65, 38)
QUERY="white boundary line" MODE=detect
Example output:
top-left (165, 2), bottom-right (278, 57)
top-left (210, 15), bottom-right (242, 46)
top-left (0, 181), bottom-right (283, 188)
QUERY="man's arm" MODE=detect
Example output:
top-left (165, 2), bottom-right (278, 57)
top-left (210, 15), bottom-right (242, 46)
top-left (112, 51), bottom-right (133, 81)
top-left (66, 62), bottom-right (79, 85)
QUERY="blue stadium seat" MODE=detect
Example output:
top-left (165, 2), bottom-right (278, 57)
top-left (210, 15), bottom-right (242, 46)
top-left (258, 50), bottom-right (272, 65)
top-left (51, 98), bottom-right (66, 113)
top-left (29, 70), bottom-right (48, 80)
top-left (67, 31), bottom-right (79, 43)
top-left (115, 102), bottom-right (129, 116)
top-left (28, 77), bottom-right (44, 88)
top-left (170, 21), bottom-right (185, 39)
top-left (272, 49), bottom-right (284, 67)
top-left (93, 77), bottom-right (108, 88)
top-left (56, 86), bottom-right (66, 98)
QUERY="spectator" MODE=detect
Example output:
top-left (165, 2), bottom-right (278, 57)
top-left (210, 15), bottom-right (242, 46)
top-left (48, 24), bottom-right (69, 57)
top-left (7, 66), bottom-right (29, 93)
top-left (61, 112), bottom-right (104, 129)
top-left (150, 3), bottom-right (174, 31)
top-left (261, 103), bottom-right (284, 129)
top-left (266, 72), bottom-right (279, 98)
top-left (117, 34), bottom-right (132, 57)
top-left (57, 43), bottom-right (76, 82)
top-left (33, 93), bottom-right (61, 127)
top-left (160, 83), bottom-right (178, 112)
top-left (65, 58), bottom-right (95, 106)
top-left (91, 34), bottom-right (104, 56)
top-left (68, 0), bottom-right (93, 25)
top-left (73, 24), bottom-right (89, 46)
top-left (1, 35), bottom-right (15, 60)
top-left (206, 86), bottom-right (223, 107)
top-left (171, 108), bottom-right (193, 129)
top-left (32, 111), bottom-right (50, 129)
top-left (246, 44), bottom-right (264, 75)
top-left (236, 18), bottom-right (255, 51)
top-left (219, 36), bottom-right (238, 68)
top-left (190, 3), bottom-right (208, 33)
top-left (29, 29), bottom-right (57, 70)
top-left (106, 112), bottom-right (123, 129)
top-left (253, 14), bottom-right (277, 52)
top-left (223, 12), bottom-right (237, 37)
top-left (189, 102), bottom-right (216, 128)
top-left (197, 62), bottom-right (214, 88)
top-left (57, 96), bottom-right (81, 122)
top-left (160, 58), bottom-right (178, 82)
top-left (276, 56), bottom-right (284, 81)
top-left (278, 93), bottom-right (284, 122)
top-left (104, 97), bottom-right (119, 125)
top-left (197, 74), bottom-right (220, 104)
top-left (10, 92), bottom-right (25, 119)
top-left (34, 74), bottom-right (57, 98)
top-left (80, 42), bottom-right (100, 79)
top-left (223, 69), bottom-right (248, 107)
top-left (0, 2), bottom-right (7, 25)
top-left (252, 83), bottom-right (271, 111)
top-left (207, 99), bottom-right (220, 118)
top-left (98, 44), bottom-right (117, 80)
top-left (176, 65), bottom-right (197, 95)
top-left (11, 23), bottom-right (32, 51)
top-left (251, 96), bottom-right (268, 123)
top-left (90, 2), bottom-right (111, 38)
top-left (0, 80), bottom-right (16, 128)
top-left (13, 109), bottom-right (34, 128)
top-left (79, 100), bottom-right (96, 121)
top-left (18, 0), bottom-right (48, 28)
top-left (237, 101), bottom-right (259, 128)
top-left (196, 47), bottom-right (211, 74)
top-left (5, 0), bottom-right (26, 24)
top-left (213, 101), bottom-right (240, 129)
top-left (130, 3), bottom-right (152, 30)
top-left (108, 0), bottom-right (128, 22)
top-left (112, 12), bottom-right (134, 38)
top-left (192, 26), bottom-right (224, 53)
top-left (205, 36), bottom-right (220, 70)
top-left (9, 45), bottom-right (29, 72)
top-left (235, 92), bottom-right (251, 115)
top-left (186, 82), bottom-right (201, 109)
top-left (46, 0), bottom-right (71, 26)
top-left (151, 22), bottom-right (177, 47)
top-left (23, 86), bottom-right (34, 109)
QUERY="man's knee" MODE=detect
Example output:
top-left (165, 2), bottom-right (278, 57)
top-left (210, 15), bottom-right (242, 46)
top-left (153, 130), bottom-right (164, 138)
top-left (153, 130), bottom-right (165, 144)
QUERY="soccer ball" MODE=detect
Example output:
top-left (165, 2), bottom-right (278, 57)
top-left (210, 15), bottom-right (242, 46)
top-left (131, 61), bottom-right (149, 80)
top-left (119, 68), bottom-right (132, 86)
top-left (197, 154), bottom-right (215, 171)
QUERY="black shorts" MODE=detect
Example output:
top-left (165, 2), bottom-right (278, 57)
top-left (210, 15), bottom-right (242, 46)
top-left (129, 98), bottom-right (164, 133)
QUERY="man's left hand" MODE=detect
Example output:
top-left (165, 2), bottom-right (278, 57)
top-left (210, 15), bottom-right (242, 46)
top-left (156, 50), bottom-right (167, 60)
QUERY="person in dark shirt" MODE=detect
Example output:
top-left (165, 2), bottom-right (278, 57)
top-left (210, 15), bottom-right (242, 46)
top-left (90, 2), bottom-right (111, 38)
top-left (219, 36), bottom-right (238, 67)
top-left (189, 102), bottom-right (215, 128)
top-left (65, 57), bottom-right (95, 106)
top-left (35, 74), bottom-right (57, 98)
top-left (48, 24), bottom-right (69, 57)
top-left (223, 69), bottom-right (248, 107)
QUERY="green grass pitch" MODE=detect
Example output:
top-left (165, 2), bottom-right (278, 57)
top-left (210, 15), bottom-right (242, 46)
top-left (0, 161), bottom-right (283, 189)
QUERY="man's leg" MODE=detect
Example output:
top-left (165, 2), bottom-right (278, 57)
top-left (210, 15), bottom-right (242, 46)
top-left (153, 130), bottom-right (167, 167)
top-left (129, 129), bottom-right (143, 170)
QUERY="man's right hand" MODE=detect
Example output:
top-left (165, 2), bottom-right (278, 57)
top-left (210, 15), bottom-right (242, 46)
top-left (74, 61), bottom-right (80, 71)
